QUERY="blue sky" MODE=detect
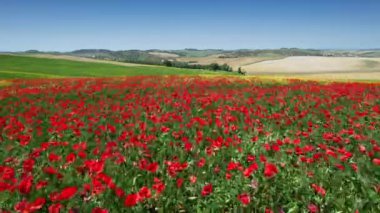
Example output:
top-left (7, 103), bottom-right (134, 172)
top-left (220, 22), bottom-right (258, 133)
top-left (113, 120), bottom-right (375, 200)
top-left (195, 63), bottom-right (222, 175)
top-left (1, 0), bottom-right (380, 51)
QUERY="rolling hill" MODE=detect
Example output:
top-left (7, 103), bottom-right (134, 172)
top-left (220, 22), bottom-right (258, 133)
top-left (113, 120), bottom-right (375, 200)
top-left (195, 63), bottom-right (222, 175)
top-left (5, 48), bottom-right (380, 81)
top-left (0, 54), bottom-right (234, 79)
top-left (241, 56), bottom-right (380, 81)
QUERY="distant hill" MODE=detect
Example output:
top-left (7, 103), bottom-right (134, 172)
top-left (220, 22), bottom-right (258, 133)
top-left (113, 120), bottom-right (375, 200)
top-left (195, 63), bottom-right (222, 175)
top-left (170, 49), bottom-right (226, 57)
top-left (220, 48), bottom-right (324, 58)
top-left (69, 49), bottom-right (169, 65)
top-left (16, 48), bottom-right (380, 67)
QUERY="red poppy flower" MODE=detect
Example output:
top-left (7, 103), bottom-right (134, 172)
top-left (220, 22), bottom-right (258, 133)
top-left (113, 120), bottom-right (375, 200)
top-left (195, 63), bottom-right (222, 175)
top-left (373, 158), bottom-right (380, 166)
top-left (92, 207), bottom-right (109, 213)
top-left (138, 186), bottom-right (152, 199)
top-left (201, 184), bottom-right (213, 196)
top-left (28, 197), bottom-right (46, 212)
top-left (152, 178), bottom-right (166, 194)
top-left (227, 161), bottom-right (238, 171)
top-left (57, 186), bottom-right (78, 201)
top-left (373, 105), bottom-right (380, 114)
top-left (308, 203), bottom-right (319, 213)
top-left (14, 200), bottom-right (28, 212)
top-left (78, 151), bottom-right (87, 159)
top-left (237, 193), bottom-right (251, 205)
top-left (189, 175), bottom-right (197, 184)
top-left (43, 166), bottom-right (58, 175)
top-left (48, 203), bottom-right (62, 213)
top-left (265, 208), bottom-right (274, 213)
top-left (197, 158), bottom-right (206, 168)
top-left (66, 153), bottom-right (76, 164)
top-left (358, 145), bottom-right (366, 153)
top-left (114, 187), bottom-right (125, 198)
top-left (19, 175), bottom-right (33, 194)
top-left (184, 142), bottom-right (192, 151)
top-left (243, 163), bottom-right (258, 177)
top-left (14, 197), bottom-right (45, 213)
top-left (214, 166), bottom-right (221, 173)
top-left (311, 184), bottom-right (326, 197)
top-left (177, 178), bottom-right (184, 188)
top-left (36, 180), bottom-right (48, 190)
top-left (22, 158), bottom-right (35, 173)
top-left (124, 193), bottom-right (139, 207)
top-left (18, 134), bottom-right (31, 146)
top-left (264, 163), bottom-right (278, 178)
top-left (84, 160), bottom-right (104, 174)
top-left (272, 144), bottom-right (280, 152)
top-left (226, 172), bottom-right (232, 180)
top-left (146, 162), bottom-right (159, 173)
top-left (48, 152), bottom-right (62, 162)
top-left (260, 155), bottom-right (267, 163)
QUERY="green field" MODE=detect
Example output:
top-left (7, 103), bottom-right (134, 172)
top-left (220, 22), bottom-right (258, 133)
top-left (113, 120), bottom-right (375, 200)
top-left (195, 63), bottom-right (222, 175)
top-left (0, 55), bottom-right (235, 79)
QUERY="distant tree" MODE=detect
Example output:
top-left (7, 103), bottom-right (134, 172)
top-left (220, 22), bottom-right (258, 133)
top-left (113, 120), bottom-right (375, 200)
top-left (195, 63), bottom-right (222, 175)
top-left (209, 63), bottom-right (220, 71)
top-left (163, 60), bottom-right (173, 67)
top-left (220, 63), bottom-right (232, 72)
top-left (237, 67), bottom-right (246, 75)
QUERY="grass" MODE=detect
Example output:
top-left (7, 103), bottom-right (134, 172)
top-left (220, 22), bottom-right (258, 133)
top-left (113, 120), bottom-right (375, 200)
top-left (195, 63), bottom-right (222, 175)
top-left (0, 55), bottom-right (236, 79)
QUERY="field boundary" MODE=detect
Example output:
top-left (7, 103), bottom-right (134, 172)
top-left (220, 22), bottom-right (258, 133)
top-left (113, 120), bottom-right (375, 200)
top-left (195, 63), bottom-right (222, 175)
top-left (0, 70), bottom-right (67, 78)
top-left (1, 53), bottom-right (157, 68)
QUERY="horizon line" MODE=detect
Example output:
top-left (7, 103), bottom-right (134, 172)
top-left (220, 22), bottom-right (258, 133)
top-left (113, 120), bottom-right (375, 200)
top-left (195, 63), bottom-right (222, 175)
top-left (2, 47), bottom-right (380, 53)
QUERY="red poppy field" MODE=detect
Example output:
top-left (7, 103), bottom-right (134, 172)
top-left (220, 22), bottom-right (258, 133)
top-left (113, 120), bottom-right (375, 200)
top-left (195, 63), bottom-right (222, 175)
top-left (0, 76), bottom-right (379, 212)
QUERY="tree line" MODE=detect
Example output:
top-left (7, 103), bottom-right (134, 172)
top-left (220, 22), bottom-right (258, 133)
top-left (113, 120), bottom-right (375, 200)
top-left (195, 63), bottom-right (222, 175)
top-left (162, 60), bottom-right (235, 72)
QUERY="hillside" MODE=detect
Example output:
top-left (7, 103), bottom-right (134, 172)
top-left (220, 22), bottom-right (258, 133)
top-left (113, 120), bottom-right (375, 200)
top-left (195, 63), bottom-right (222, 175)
top-left (18, 48), bottom-right (380, 71)
top-left (242, 56), bottom-right (380, 74)
top-left (0, 55), bottom-right (233, 79)
top-left (20, 54), bottom-right (155, 67)
top-left (63, 48), bottom-right (380, 60)
top-left (10, 49), bottom-right (380, 80)
top-left (241, 56), bottom-right (380, 81)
